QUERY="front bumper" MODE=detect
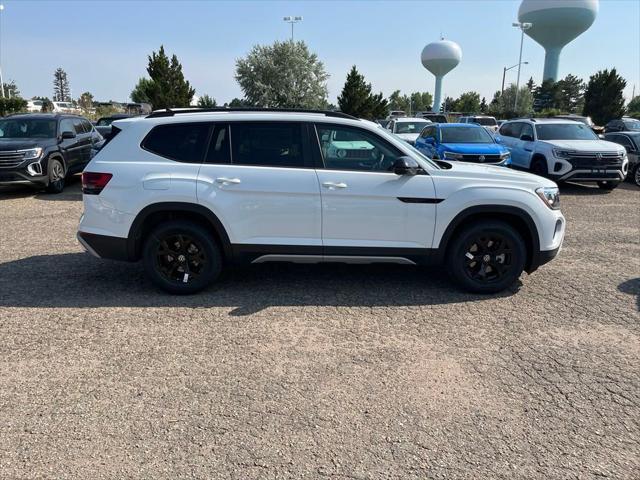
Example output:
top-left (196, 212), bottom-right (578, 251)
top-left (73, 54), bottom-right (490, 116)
top-left (0, 167), bottom-right (48, 186)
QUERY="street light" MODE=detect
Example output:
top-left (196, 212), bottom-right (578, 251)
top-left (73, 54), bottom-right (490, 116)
top-left (283, 16), bottom-right (303, 42)
top-left (502, 61), bottom-right (528, 96)
top-left (512, 21), bottom-right (532, 111)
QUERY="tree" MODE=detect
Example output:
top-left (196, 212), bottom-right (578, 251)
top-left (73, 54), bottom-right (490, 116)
top-left (388, 90), bottom-right (410, 112)
top-left (627, 96), bottom-right (640, 116)
top-left (197, 94), bottom-right (217, 108)
top-left (409, 91), bottom-right (433, 113)
top-left (131, 46), bottom-right (195, 109)
top-left (583, 68), bottom-right (626, 125)
top-left (440, 96), bottom-right (456, 112)
top-left (225, 97), bottom-right (250, 108)
top-left (0, 97), bottom-right (27, 116)
top-left (556, 74), bottom-right (584, 113)
top-left (2, 80), bottom-right (20, 98)
top-left (130, 78), bottom-right (154, 103)
top-left (480, 97), bottom-right (488, 113)
top-left (526, 77), bottom-right (536, 92)
top-left (337, 66), bottom-right (387, 119)
top-left (455, 91), bottom-right (481, 113)
top-left (489, 84), bottom-right (533, 118)
top-left (78, 92), bottom-right (94, 111)
top-left (533, 79), bottom-right (562, 112)
top-left (53, 68), bottom-right (70, 102)
top-left (236, 40), bottom-right (329, 108)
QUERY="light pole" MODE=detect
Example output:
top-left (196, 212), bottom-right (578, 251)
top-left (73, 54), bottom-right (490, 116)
top-left (502, 61), bottom-right (528, 96)
top-left (283, 16), bottom-right (303, 42)
top-left (512, 21), bottom-right (532, 111)
top-left (0, 4), bottom-right (5, 98)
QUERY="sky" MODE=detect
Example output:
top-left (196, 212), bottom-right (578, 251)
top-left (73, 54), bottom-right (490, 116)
top-left (1, 0), bottom-right (639, 105)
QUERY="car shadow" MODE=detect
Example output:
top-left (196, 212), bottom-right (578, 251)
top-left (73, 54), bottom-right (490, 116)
top-left (618, 278), bottom-right (640, 312)
top-left (0, 253), bottom-right (520, 315)
top-left (0, 175), bottom-right (82, 201)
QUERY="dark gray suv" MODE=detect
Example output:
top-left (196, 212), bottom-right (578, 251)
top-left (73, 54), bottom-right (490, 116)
top-left (0, 113), bottom-right (103, 193)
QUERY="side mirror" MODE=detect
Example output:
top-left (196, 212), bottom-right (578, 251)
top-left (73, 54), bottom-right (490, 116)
top-left (598, 134), bottom-right (605, 140)
top-left (61, 131), bottom-right (76, 140)
top-left (520, 134), bottom-right (534, 142)
top-left (392, 156), bottom-right (422, 176)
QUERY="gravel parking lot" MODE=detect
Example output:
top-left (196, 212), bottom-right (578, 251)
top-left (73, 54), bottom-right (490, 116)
top-left (0, 177), bottom-right (638, 479)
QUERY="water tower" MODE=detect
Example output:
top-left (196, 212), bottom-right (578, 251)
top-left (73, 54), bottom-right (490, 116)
top-left (519, 0), bottom-right (598, 81)
top-left (421, 39), bottom-right (462, 113)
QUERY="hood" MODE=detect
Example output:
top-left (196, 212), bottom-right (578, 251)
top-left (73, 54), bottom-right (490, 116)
top-left (541, 139), bottom-right (625, 153)
top-left (440, 142), bottom-right (506, 154)
top-left (396, 133), bottom-right (420, 142)
top-left (437, 160), bottom-right (557, 189)
top-left (0, 138), bottom-right (56, 151)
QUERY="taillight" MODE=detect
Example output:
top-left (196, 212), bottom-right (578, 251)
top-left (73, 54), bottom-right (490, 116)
top-left (82, 172), bottom-right (112, 195)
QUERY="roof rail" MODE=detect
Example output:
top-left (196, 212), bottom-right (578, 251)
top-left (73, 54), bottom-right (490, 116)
top-left (146, 107), bottom-right (358, 120)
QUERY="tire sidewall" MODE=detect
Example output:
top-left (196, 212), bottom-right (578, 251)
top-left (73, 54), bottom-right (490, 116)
top-left (46, 157), bottom-right (65, 193)
top-left (447, 221), bottom-right (526, 294)
top-left (530, 157), bottom-right (548, 177)
top-left (143, 221), bottom-right (222, 294)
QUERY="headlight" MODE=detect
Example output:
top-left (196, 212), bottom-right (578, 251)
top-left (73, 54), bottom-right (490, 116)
top-left (536, 186), bottom-right (561, 210)
top-left (20, 147), bottom-right (43, 160)
top-left (443, 151), bottom-right (463, 160)
top-left (552, 148), bottom-right (572, 159)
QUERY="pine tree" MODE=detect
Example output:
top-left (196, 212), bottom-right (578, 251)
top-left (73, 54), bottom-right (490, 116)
top-left (480, 97), bottom-right (488, 113)
top-left (526, 77), bottom-right (536, 92)
top-left (583, 69), bottom-right (626, 125)
top-left (53, 68), bottom-right (70, 102)
top-left (337, 66), bottom-right (383, 119)
top-left (556, 74), bottom-right (585, 113)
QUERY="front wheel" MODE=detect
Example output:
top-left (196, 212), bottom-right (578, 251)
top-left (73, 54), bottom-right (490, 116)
top-left (529, 157), bottom-right (548, 178)
top-left (45, 158), bottom-right (65, 193)
top-left (597, 180), bottom-right (620, 191)
top-left (446, 221), bottom-right (526, 294)
top-left (632, 165), bottom-right (640, 187)
top-left (143, 221), bottom-right (222, 294)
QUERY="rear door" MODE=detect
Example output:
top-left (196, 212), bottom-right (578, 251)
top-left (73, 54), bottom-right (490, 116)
top-left (196, 122), bottom-right (322, 251)
top-left (313, 123), bottom-right (437, 252)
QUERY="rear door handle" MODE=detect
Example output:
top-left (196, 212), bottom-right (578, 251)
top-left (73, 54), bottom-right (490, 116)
top-left (215, 177), bottom-right (241, 185)
top-left (322, 181), bottom-right (347, 189)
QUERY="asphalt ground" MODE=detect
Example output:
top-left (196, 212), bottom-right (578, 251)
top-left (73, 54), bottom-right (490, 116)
top-left (0, 177), bottom-right (638, 479)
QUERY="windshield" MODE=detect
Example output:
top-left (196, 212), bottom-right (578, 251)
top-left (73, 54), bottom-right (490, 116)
top-left (0, 119), bottom-right (57, 139)
top-left (472, 117), bottom-right (497, 126)
top-left (395, 121), bottom-right (430, 134)
top-left (440, 126), bottom-right (493, 144)
top-left (536, 123), bottom-right (598, 141)
top-left (624, 120), bottom-right (640, 130)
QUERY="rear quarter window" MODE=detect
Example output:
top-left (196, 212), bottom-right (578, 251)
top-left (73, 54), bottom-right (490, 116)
top-left (142, 123), bottom-right (210, 163)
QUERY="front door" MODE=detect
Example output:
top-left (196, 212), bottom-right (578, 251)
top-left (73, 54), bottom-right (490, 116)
top-left (314, 123), bottom-right (437, 253)
top-left (197, 122), bottom-right (322, 251)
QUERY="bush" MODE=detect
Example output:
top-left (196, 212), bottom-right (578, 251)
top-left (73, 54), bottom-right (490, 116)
top-left (538, 108), bottom-right (564, 118)
top-left (0, 97), bottom-right (28, 116)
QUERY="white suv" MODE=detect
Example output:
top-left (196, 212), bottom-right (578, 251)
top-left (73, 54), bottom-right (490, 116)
top-left (498, 118), bottom-right (628, 190)
top-left (77, 108), bottom-right (565, 294)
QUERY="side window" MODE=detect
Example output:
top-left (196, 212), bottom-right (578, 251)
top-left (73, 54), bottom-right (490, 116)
top-left (423, 126), bottom-right (437, 141)
top-left (510, 122), bottom-right (524, 139)
top-left (60, 119), bottom-right (75, 135)
top-left (610, 135), bottom-right (633, 150)
top-left (499, 123), bottom-right (512, 137)
top-left (205, 124), bottom-right (231, 164)
top-left (82, 120), bottom-right (93, 133)
top-left (520, 123), bottom-right (534, 139)
top-left (230, 122), bottom-right (307, 168)
top-left (315, 124), bottom-right (403, 172)
top-left (142, 123), bottom-right (210, 163)
top-left (73, 118), bottom-right (85, 134)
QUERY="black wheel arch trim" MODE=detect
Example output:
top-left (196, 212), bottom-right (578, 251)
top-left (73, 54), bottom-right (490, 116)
top-left (436, 205), bottom-right (542, 273)
top-left (127, 202), bottom-right (232, 262)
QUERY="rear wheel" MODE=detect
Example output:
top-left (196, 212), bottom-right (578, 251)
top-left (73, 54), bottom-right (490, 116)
top-left (143, 221), bottom-right (222, 294)
top-left (597, 180), bottom-right (620, 190)
top-left (45, 158), bottom-right (65, 193)
top-left (633, 165), bottom-right (640, 187)
top-left (447, 221), bottom-right (526, 294)
top-left (529, 157), bottom-right (548, 178)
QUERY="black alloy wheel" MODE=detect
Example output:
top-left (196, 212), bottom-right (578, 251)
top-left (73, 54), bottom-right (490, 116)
top-left (45, 158), bottom-right (65, 193)
top-left (143, 221), bottom-right (222, 294)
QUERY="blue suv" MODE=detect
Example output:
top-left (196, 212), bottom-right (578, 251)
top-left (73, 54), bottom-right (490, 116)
top-left (414, 123), bottom-right (511, 166)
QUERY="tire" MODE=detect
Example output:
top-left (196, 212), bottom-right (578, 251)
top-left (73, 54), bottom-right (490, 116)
top-left (446, 220), bottom-right (526, 294)
top-left (142, 220), bottom-right (222, 294)
top-left (633, 165), bottom-right (640, 187)
top-left (529, 157), bottom-right (548, 178)
top-left (45, 157), bottom-right (65, 193)
top-left (597, 180), bottom-right (620, 191)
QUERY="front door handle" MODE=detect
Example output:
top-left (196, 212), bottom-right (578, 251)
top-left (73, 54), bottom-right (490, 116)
top-left (215, 177), bottom-right (241, 185)
top-left (322, 181), bottom-right (347, 189)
